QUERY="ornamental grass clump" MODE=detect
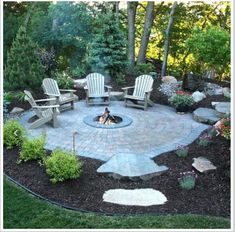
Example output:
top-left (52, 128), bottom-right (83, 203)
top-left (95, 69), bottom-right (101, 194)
top-left (19, 134), bottom-right (46, 163)
top-left (175, 144), bottom-right (189, 157)
top-left (178, 170), bottom-right (198, 190)
top-left (197, 132), bottom-right (212, 147)
top-left (45, 149), bottom-right (82, 184)
top-left (168, 91), bottom-right (194, 112)
top-left (4, 120), bottom-right (26, 149)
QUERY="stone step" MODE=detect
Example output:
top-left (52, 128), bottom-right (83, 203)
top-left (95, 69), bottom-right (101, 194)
top-left (193, 107), bottom-right (221, 125)
top-left (103, 188), bottom-right (167, 206)
top-left (97, 153), bottom-right (168, 181)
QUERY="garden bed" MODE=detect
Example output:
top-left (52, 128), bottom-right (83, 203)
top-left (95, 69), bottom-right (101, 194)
top-left (4, 135), bottom-right (230, 217)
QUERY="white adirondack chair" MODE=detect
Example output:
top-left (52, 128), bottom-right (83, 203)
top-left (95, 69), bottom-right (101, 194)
top-left (24, 90), bottom-right (59, 129)
top-left (122, 75), bottom-right (154, 111)
top-left (84, 73), bottom-right (112, 105)
top-left (42, 78), bottom-right (77, 112)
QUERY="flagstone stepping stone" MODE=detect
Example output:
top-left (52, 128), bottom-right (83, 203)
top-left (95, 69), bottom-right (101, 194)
top-left (10, 107), bottom-right (24, 114)
top-left (192, 156), bottom-right (217, 173)
top-left (103, 188), bottom-right (167, 206)
top-left (193, 107), bottom-right (220, 125)
top-left (97, 153), bottom-right (168, 181)
top-left (215, 102), bottom-right (230, 116)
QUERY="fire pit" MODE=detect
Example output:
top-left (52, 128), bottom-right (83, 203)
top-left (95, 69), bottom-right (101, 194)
top-left (83, 107), bottom-right (133, 129)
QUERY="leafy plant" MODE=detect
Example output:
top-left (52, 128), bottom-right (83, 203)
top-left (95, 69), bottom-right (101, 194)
top-left (52, 70), bottom-right (74, 89)
top-left (4, 120), bottom-right (26, 149)
top-left (178, 170), bottom-right (198, 190)
top-left (18, 134), bottom-right (46, 163)
top-left (168, 91), bottom-right (194, 109)
top-left (3, 92), bottom-right (11, 115)
top-left (133, 63), bottom-right (155, 76)
top-left (215, 116), bottom-right (230, 140)
top-left (175, 144), bottom-right (189, 157)
top-left (71, 65), bottom-right (87, 78)
top-left (197, 132), bottom-right (212, 147)
top-left (116, 73), bottom-right (126, 85)
top-left (44, 149), bottom-right (82, 183)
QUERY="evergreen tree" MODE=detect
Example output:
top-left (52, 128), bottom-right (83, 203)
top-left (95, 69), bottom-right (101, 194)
top-left (4, 26), bottom-right (46, 91)
top-left (89, 12), bottom-right (127, 78)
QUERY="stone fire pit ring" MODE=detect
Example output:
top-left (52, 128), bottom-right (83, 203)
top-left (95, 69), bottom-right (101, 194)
top-left (83, 113), bottom-right (133, 129)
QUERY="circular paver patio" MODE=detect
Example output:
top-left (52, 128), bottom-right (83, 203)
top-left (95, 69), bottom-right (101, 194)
top-left (19, 101), bottom-right (209, 162)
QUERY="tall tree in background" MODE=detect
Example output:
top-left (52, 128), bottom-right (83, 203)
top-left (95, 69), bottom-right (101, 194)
top-left (4, 26), bottom-right (46, 91)
top-left (137, 2), bottom-right (155, 64)
top-left (161, 1), bottom-right (177, 77)
top-left (89, 12), bottom-right (127, 78)
top-left (127, 1), bottom-right (138, 72)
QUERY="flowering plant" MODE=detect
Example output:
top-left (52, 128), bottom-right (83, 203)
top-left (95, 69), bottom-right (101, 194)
top-left (168, 91), bottom-right (194, 110)
top-left (197, 132), bottom-right (212, 147)
top-left (214, 116), bottom-right (230, 140)
top-left (178, 170), bottom-right (198, 190)
top-left (175, 144), bottom-right (189, 157)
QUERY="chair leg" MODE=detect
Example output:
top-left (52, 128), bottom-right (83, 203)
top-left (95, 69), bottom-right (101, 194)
top-left (29, 117), bottom-right (51, 129)
top-left (71, 100), bottom-right (74, 109)
top-left (52, 108), bottom-right (59, 128)
top-left (144, 100), bottom-right (148, 111)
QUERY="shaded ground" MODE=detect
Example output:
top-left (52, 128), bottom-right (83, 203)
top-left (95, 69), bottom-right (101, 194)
top-left (4, 134), bottom-right (230, 217)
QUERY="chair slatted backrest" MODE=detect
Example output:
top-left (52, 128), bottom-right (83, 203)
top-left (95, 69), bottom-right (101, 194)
top-left (133, 75), bottom-right (153, 98)
top-left (24, 90), bottom-right (42, 118)
top-left (86, 73), bottom-right (105, 96)
top-left (42, 78), bottom-right (60, 96)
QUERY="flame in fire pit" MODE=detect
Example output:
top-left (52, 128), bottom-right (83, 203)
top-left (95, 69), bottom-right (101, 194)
top-left (99, 107), bottom-right (117, 125)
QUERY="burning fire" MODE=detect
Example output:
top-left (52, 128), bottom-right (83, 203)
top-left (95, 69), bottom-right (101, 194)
top-left (99, 108), bottom-right (117, 125)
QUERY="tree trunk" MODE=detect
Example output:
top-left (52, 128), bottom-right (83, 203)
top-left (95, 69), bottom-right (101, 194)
top-left (161, 1), bottom-right (177, 77)
top-left (127, 2), bottom-right (138, 72)
top-left (137, 2), bottom-right (155, 64)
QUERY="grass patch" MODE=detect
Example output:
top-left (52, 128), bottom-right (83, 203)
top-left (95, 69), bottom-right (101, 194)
top-left (3, 178), bottom-right (230, 229)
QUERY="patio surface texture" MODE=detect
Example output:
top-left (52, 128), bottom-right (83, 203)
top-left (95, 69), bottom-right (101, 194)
top-left (19, 100), bottom-right (209, 178)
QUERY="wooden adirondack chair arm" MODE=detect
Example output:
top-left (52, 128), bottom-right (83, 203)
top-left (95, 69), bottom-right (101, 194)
top-left (122, 86), bottom-right (135, 90)
top-left (145, 88), bottom-right (153, 93)
top-left (45, 93), bottom-right (60, 97)
top-left (105, 85), bottom-right (112, 89)
top-left (59, 89), bottom-right (76, 92)
top-left (33, 105), bottom-right (59, 109)
top-left (35, 98), bottom-right (56, 103)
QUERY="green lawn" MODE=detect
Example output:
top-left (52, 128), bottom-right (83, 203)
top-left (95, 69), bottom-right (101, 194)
top-left (3, 178), bottom-right (230, 229)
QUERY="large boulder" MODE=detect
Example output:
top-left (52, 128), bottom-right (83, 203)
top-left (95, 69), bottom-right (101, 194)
top-left (204, 83), bottom-right (223, 96)
top-left (192, 91), bottom-right (206, 102)
top-left (215, 102), bottom-right (230, 117)
top-left (73, 78), bottom-right (87, 88)
top-left (193, 107), bottom-right (221, 124)
top-left (161, 76), bottom-right (177, 84)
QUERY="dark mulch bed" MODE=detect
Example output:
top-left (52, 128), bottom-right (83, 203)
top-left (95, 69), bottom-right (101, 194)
top-left (4, 134), bottom-right (230, 217)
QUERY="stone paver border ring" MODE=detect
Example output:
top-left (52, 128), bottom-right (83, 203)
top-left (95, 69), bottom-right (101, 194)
top-left (83, 113), bottom-right (133, 129)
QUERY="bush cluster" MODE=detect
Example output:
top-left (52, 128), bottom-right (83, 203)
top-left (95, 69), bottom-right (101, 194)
top-left (4, 120), bottom-right (26, 149)
top-left (19, 135), bottom-right (46, 162)
top-left (44, 149), bottom-right (82, 184)
top-left (52, 70), bottom-right (74, 89)
top-left (168, 91), bottom-right (194, 109)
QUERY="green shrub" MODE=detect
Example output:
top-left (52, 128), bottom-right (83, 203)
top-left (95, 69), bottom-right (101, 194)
top-left (4, 120), bottom-right (26, 149)
top-left (168, 91), bottom-right (194, 109)
top-left (19, 135), bottom-right (46, 163)
top-left (52, 70), bottom-right (74, 89)
top-left (175, 145), bottom-right (189, 157)
top-left (71, 65), bottom-right (87, 78)
top-left (197, 133), bottom-right (212, 147)
top-left (133, 63), bottom-right (155, 76)
top-left (45, 149), bottom-right (82, 183)
top-left (178, 171), bottom-right (197, 190)
top-left (116, 73), bottom-right (126, 85)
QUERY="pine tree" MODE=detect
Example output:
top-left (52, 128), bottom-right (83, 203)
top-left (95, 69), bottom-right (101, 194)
top-left (4, 26), bottom-right (46, 91)
top-left (89, 12), bottom-right (127, 78)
